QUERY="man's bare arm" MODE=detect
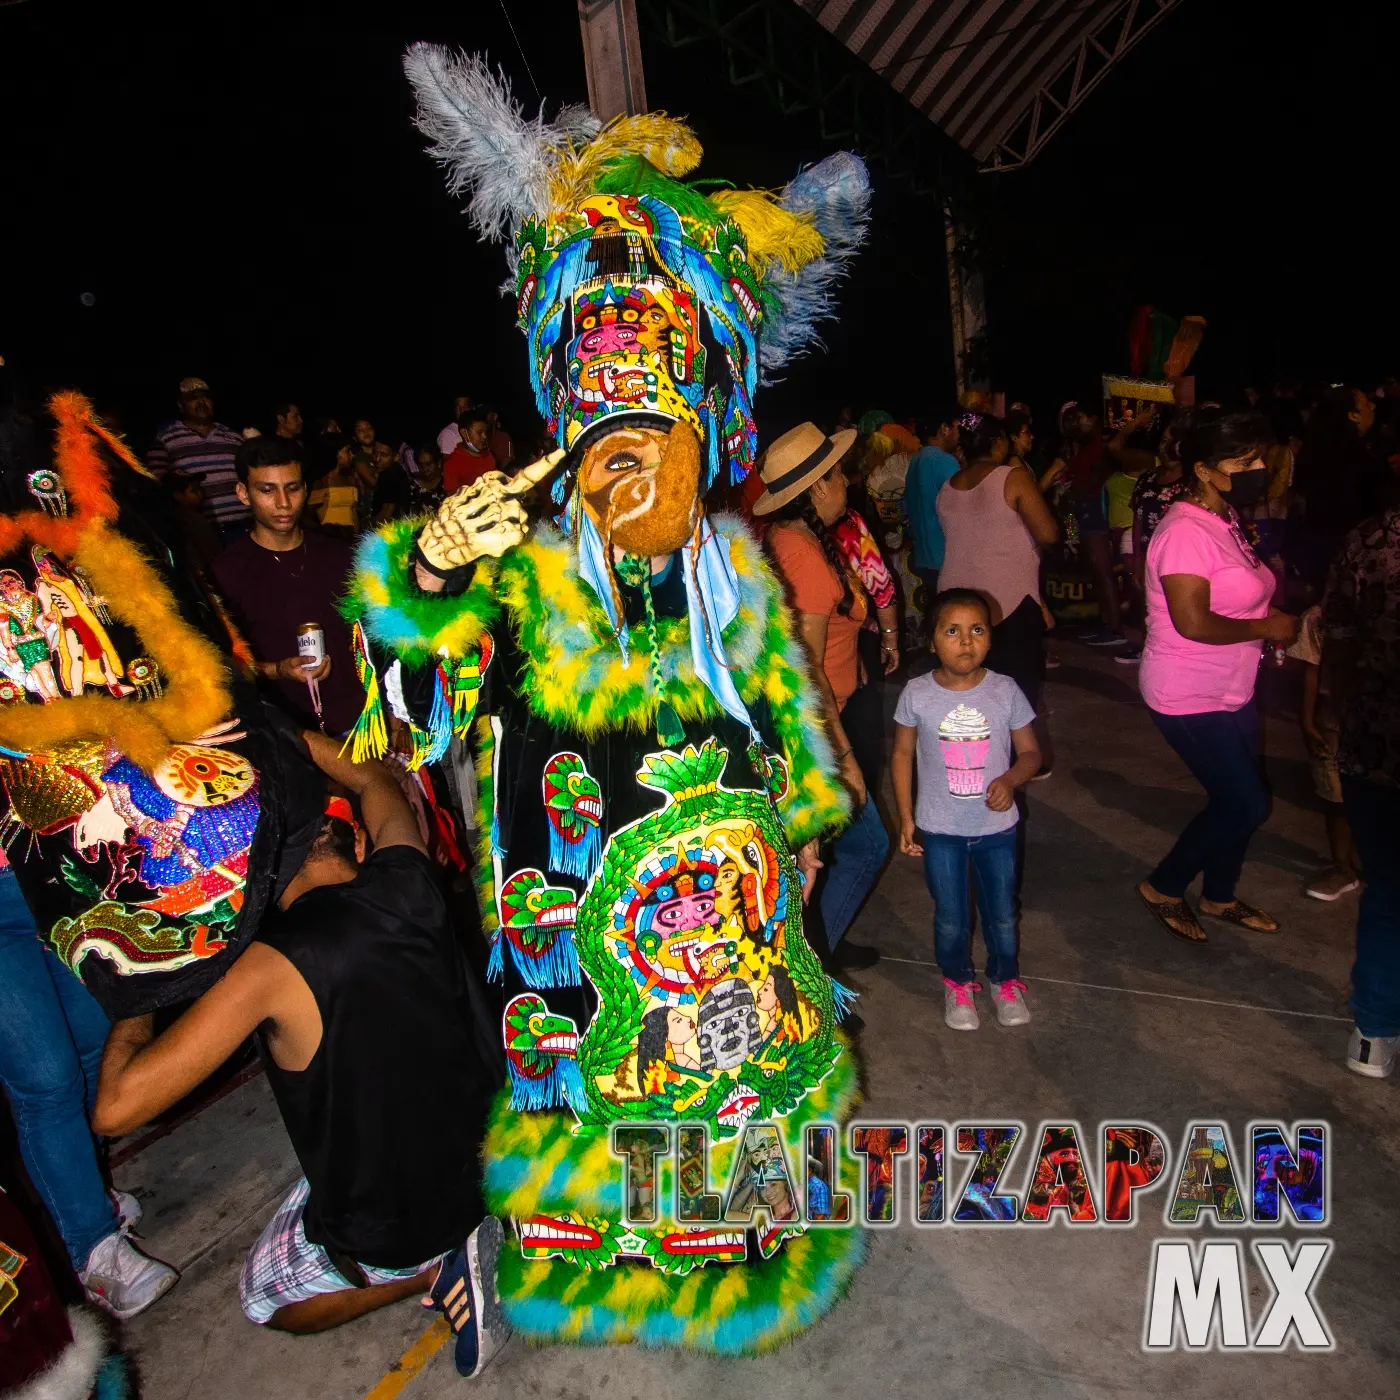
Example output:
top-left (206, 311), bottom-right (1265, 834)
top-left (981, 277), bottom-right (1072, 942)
top-left (93, 943), bottom-right (296, 1136)
top-left (305, 731), bottom-right (425, 855)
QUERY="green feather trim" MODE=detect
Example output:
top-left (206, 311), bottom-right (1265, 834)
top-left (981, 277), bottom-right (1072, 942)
top-left (496, 515), bottom-right (848, 844)
top-left (340, 514), bottom-right (502, 669)
top-left (495, 1210), bottom-right (865, 1353)
top-left (343, 512), bottom-right (847, 845)
top-left (473, 714), bottom-right (498, 938)
top-left (483, 1040), bottom-right (864, 1353)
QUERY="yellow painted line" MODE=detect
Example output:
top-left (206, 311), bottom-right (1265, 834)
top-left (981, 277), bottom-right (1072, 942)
top-left (363, 1317), bottom-right (451, 1400)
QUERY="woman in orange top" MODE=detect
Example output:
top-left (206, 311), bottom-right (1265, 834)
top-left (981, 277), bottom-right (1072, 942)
top-left (755, 422), bottom-right (894, 971)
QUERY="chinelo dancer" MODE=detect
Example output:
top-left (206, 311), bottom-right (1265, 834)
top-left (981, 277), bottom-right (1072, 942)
top-left (1, 393), bottom-right (324, 1323)
top-left (339, 45), bottom-right (873, 1360)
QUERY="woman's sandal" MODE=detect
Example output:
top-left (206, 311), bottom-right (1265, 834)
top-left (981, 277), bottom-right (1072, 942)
top-left (1200, 900), bottom-right (1280, 933)
top-left (1136, 883), bottom-right (1208, 943)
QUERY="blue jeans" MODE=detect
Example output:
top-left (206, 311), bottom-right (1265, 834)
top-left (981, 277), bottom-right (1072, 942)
top-left (818, 797), bottom-right (890, 948)
top-left (919, 826), bottom-right (1019, 983)
top-left (1341, 776), bottom-right (1400, 1037)
top-left (0, 868), bottom-right (117, 1270)
top-left (1147, 701), bottom-right (1269, 902)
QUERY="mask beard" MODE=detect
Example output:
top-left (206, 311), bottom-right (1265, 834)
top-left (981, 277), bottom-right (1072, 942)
top-left (584, 421), bottom-right (701, 558)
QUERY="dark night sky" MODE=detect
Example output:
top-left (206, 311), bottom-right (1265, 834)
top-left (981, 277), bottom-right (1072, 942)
top-left (3, 0), bottom-right (1396, 447)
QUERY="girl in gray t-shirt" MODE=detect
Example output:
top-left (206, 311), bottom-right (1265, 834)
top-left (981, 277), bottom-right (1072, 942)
top-left (891, 590), bottom-right (1041, 1032)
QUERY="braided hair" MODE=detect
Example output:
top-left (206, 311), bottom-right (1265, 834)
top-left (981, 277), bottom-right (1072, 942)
top-left (769, 486), bottom-right (857, 615)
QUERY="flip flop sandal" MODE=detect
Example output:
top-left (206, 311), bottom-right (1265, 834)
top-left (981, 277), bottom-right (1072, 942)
top-left (1136, 885), bottom-right (1207, 943)
top-left (1202, 900), bottom-right (1279, 933)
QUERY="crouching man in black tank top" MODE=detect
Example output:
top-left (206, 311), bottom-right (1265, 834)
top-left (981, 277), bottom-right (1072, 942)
top-left (93, 732), bottom-right (509, 1378)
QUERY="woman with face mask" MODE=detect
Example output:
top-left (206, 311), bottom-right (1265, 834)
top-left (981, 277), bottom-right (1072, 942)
top-left (1136, 407), bottom-right (1301, 943)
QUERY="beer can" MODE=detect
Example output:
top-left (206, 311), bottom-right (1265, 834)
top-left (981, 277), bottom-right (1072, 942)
top-left (296, 623), bottom-right (325, 666)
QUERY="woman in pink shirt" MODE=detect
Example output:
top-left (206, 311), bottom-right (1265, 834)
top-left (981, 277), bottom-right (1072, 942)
top-left (1137, 408), bottom-right (1300, 942)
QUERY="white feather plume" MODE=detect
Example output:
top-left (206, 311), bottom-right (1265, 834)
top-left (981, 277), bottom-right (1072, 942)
top-left (402, 43), bottom-right (599, 246)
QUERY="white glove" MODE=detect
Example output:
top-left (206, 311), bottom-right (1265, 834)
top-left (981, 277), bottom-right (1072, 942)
top-left (416, 448), bottom-right (565, 571)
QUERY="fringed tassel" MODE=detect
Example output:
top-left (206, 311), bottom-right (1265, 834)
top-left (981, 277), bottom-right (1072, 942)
top-left (343, 621), bottom-right (388, 762)
top-left (507, 923), bottom-right (583, 989)
top-left (450, 634), bottom-right (494, 738)
top-left (546, 822), bottom-right (603, 882)
top-left (487, 933), bottom-right (504, 982)
top-left (418, 665), bottom-right (454, 768)
top-left (830, 979), bottom-right (859, 1023)
top-left (507, 1055), bottom-right (587, 1113)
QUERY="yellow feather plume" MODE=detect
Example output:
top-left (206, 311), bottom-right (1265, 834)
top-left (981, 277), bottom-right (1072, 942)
top-left (548, 111), bottom-right (702, 212)
top-left (711, 189), bottom-right (826, 275)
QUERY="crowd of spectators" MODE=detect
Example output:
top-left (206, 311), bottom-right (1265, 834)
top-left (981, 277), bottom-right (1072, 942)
top-left (1, 361), bottom-right (1396, 1350)
top-left (138, 370), bottom-right (1398, 1070)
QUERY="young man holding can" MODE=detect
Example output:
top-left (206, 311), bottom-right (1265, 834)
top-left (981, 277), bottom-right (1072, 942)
top-left (211, 437), bottom-right (362, 734)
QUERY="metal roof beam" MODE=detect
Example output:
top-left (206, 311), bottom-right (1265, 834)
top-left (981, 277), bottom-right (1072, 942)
top-left (641, 0), bottom-right (976, 201)
top-left (980, 0), bottom-right (1183, 171)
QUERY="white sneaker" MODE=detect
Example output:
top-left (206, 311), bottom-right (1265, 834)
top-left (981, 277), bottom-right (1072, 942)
top-left (989, 979), bottom-right (1032, 1026)
top-left (1305, 868), bottom-right (1361, 901)
top-left (110, 1189), bottom-right (142, 1231)
top-left (1346, 1027), bottom-right (1398, 1079)
top-left (80, 1229), bottom-right (179, 1319)
top-left (943, 979), bottom-right (980, 1031)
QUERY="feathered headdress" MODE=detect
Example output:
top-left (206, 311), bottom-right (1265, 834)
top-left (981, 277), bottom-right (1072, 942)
top-left (403, 44), bottom-right (870, 487)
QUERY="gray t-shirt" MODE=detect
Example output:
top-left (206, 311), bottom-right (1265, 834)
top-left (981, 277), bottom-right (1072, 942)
top-left (894, 669), bottom-right (1036, 837)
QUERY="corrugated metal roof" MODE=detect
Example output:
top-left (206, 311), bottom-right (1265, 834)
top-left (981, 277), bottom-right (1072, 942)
top-left (797, 0), bottom-right (1181, 169)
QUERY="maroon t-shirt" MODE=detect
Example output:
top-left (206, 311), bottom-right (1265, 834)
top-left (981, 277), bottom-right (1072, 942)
top-left (1065, 434), bottom-right (1109, 497)
top-left (211, 531), bottom-right (362, 734)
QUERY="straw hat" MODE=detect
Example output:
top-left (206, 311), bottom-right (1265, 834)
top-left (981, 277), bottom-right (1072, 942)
top-left (749, 422), bottom-right (857, 516)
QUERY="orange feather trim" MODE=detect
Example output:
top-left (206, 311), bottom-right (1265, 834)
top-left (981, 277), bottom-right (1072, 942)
top-left (0, 391), bottom-right (124, 556)
top-left (0, 395), bottom-right (233, 769)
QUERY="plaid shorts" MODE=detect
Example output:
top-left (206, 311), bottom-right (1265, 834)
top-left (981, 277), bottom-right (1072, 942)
top-left (239, 1179), bottom-right (444, 1325)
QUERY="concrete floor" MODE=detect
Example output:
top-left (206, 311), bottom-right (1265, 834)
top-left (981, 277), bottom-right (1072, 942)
top-left (112, 641), bottom-right (1398, 1398)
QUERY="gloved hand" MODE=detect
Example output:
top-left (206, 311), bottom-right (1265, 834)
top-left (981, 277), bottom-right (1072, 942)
top-left (416, 448), bottom-right (565, 571)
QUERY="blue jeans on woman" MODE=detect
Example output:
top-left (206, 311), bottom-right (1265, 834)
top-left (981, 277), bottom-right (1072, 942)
top-left (1147, 701), bottom-right (1270, 902)
top-left (818, 796), bottom-right (890, 948)
top-left (0, 867), bottom-right (118, 1270)
top-left (919, 826), bottom-right (1019, 983)
top-left (1342, 776), bottom-right (1400, 1038)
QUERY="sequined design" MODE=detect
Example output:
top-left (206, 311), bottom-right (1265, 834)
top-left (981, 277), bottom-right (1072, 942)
top-left (0, 736), bottom-right (260, 976)
top-left (31, 547), bottom-right (129, 698)
top-left (0, 570), bottom-right (61, 702)
top-left (26, 467), bottom-right (67, 516)
top-left (126, 656), bottom-right (163, 699)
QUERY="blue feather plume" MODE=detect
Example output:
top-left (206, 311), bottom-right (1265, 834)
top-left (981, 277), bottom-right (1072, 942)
top-left (759, 152), bottom-right (872, 384)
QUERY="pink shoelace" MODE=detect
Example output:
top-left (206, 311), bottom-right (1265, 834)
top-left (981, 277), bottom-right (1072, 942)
top-left (943, 979), bottom-right (981, 1005)
top-left (994, 979), bottom-right (1027, 1002)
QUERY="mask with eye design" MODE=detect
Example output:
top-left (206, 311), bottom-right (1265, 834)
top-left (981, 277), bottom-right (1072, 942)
top-left (580, 421), bottom-right (702, 559)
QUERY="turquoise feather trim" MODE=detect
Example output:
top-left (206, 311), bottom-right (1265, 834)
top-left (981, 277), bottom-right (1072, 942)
top-left (482, 1039), bottom-right (865, 1353)
top-left (495, 1226), bottom-right (867, 1354)
top-left (344, 511), bottom-right (847, 845)
top-left (342, 517), bottom-right (501, 669)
